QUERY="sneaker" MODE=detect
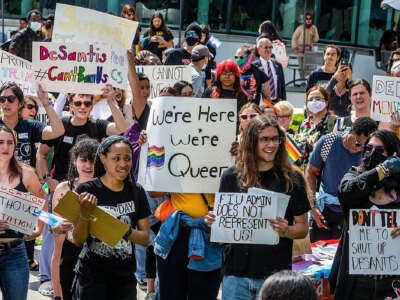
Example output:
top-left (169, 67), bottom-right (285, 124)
top-left (145, 292), bottom-right (156, 300)
top-left (137, 279), bottom-right (147, 292)
top-left (38, 280), bottom-right (54, 296)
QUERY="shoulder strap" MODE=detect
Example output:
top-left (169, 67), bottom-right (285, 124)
top-left (321, 133), bottom-right (338, 163)
top-left (201, 193), bottom-right (212, 211)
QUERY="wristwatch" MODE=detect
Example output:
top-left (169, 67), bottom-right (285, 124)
top-left (123, 227), bottom-right (133, 240)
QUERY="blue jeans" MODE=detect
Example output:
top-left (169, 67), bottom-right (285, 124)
top-left (222, 275), bottom-right (264, 300)
top-left (39, 224), bottom-right (54, 282)
top-left (0, 242), bottom-right (29, 300)
top-left (135, 244), bottom-right (146, 281)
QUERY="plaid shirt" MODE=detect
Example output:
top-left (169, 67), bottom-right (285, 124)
top-left (9, 27), bottom-right (42, 61)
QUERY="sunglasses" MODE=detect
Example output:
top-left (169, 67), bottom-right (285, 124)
top-left (72, 101), bottom-right (92, 108)
top-left (0, 95), bottom-right (18, 104)
top-left (185, 31), bottom-right (198, 38)
top-left (363, 144), bottom-right (385, 155)
top-left (235, 55), bottom-right (245, 60)
top-left (24, 104), bottom-right (37, 110)
top-left (239, 113), bottom-right (259, 120)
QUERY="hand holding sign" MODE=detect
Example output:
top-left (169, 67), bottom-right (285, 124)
top-left (269, 217), bottom-right (289, 237)
top-left (79, 192), bottom-right (98, 218)
top-left (36, 83), bottom-right (49, 105)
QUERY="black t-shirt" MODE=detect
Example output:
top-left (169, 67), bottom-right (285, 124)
top-left (42, 117), bottom-right (108, 181)
top-left (138, 104), bottom-right (150, 130)
top-left (306, 68), bottom-right (334, 91)
top-left (164, 48), bottom-right (192, 66)
top-left (0, 118), bottom-right (45, 167)
top-left (241, 65), bottom-right (268, 103)
top-left (219, 166), bottom-right (310, 278)
top-left (143, 28), bottom-right (174, 60)
top-left (74, 178), bottom-right (150, 275)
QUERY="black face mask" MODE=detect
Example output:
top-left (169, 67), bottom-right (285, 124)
top-left (185, 36), bottom-right (198, 46)
top-left (362, 150), bottom-right (387, 170)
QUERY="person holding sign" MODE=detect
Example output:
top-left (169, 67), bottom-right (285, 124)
top-left (72, 136), bottom-right (150, 300)
top-left (205, 115), bottom-right (310, 300)
top-left (329, 130), bottom-right (400, 300)
top-left (50, 136), bottom-right (99, 300)
top-left (0, 125), bottom-right (46, 300)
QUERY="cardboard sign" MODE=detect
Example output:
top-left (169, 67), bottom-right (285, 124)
top-left (349, 209), bottom-right (400, 275)
top-left (138, 97), bottom-right (236, 193)
top-left (0, 49), bottom-right (35, 96)
top-left (53, 3), bottom-right (138, 49)
top-left (54, 191), bottom-right (129, 248)
top-left (32, 42), bottom-right (127, 93)
top-left (371, 75), bottom-right (400, 122)
top-left (136, 65), bottom-right (192, 99)
top-left (0, 185), bottom-right (45, 235)
top-left (210, 189), bottom-right (290, 244)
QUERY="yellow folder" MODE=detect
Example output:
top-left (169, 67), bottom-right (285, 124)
top-left (54, 191), bottom-right (129, 248)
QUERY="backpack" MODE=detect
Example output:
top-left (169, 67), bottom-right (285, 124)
top-left (316, 133), bottom-right (338, 191)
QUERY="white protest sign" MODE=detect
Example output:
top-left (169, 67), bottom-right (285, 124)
top-left (0, 49), bottom-right (35, 96)
top-left (0, 185), bottom-right (46, 235)
top-left (136, 65), bottom-right (192, 99)
top-left (371, 75), bottom-right (400, 122)
top-left (349, 209), bottom-right (400, 275)
top-left (210, 190), bottom-right (290, 244)
top-left (53, 3), bottom-right (138, 49)
top-left (138, 97), bottom-right (236, 193)
top-left (32, 42), bottom-right (128, 93)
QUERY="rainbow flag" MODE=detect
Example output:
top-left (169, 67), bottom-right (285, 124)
top-left (286, 135), bottom-right (301, 163)
top-left (133, 43), bottom-right (141, 56)
top-left (147, 145), bottom-right (165, 168)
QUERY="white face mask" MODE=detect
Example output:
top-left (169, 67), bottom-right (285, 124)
top-left (307, 100), bottom-right (326, 114)
top-left (30, 22), bottom-right (41, 32)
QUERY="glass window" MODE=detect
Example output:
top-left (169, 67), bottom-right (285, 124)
top-left (316, 0), bottom-right (356, 44)
top-left (357, 0), bottom-right (394, 48)
top-left (230, 0), bottom-right (273, 33)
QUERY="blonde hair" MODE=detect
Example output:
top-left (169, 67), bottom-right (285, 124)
top-left (275, 101), bottom-right (294, 117)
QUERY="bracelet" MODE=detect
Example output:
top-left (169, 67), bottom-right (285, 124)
top-left (378, 164), bottom-right (391, 178)
top-left (43, 100), bottom-right (51, 107)
top-left (79, 212), bottom-right (91, 221)
top-left (123, 227), bottom-right (133, 240)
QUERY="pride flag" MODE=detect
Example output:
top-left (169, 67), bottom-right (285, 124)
top-left (42, 182), bottom-right (49, 195)
top-left (286, 135), bottom-right (301, 163)
top-left (147, 145), bottom-right (165, 168)
top-left (208, 35), bottom-right (222, 49)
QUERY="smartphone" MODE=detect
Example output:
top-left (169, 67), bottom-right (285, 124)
top-left (341, 59), bottom-right (349, 66)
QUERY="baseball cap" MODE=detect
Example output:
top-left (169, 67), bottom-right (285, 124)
top-left (191, 44), bottom-right (214, 60)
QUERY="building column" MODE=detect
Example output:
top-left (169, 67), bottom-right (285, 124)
top-left (357, 0), bottom-right (371, 45)
top-left (197, 0), bottom-right (209, 25)
top-left (21, 0), bottom-right (32, 17)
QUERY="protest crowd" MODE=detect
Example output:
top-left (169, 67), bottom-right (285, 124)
top-left (1, 3), bottom-right (400, 300)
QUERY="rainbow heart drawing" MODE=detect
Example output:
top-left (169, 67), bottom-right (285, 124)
top-left (147, 145), bottom-right (165, 168)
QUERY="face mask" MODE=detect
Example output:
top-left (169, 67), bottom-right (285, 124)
top-left (30, 22), bottom-right (41, 32)
top-left (202, 60), bottom-right (209, 70)
top-left (185, 36), bottom-right (198, 46)
top-left (362, 150), bottom-right (387, 170)
top-left (307, 100), bottom-right (326, 114)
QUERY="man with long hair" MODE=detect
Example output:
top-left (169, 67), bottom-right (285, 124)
top-left (206, 115), bottom-right (310, 299)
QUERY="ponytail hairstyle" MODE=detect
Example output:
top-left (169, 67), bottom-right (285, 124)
top-left (67, 135), bottom-right (99, 190)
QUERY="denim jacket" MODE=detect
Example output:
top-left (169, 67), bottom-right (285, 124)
top-left (154, 210), bottom-right (221, 272)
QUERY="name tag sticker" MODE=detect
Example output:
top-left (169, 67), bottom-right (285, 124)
top-left (18, 133), bottom-right (28, 139)
top-left (63, 136), bottom-right (73, 144)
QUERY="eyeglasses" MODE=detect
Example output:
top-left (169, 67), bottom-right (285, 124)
top-left (221, 71), bottom-right (234, 77)
top-left (259, 136), bottom-right (283, 145)
top-left (239, 113), bottom-right (259, 120)
top-left (185, 31), bottom-right (198, 38)
top-left (235, 55), bottom-right (245, 60)
top-left (277, 115), bottom-right (291, 120)
top-left (0, 95), bottom-right (18, 104)
top-left (72, 101), bottom-right (92, 108)
top-left (24, 104), bottom-right (37, 110)
top-left (363, 144), bottom-right (385, 155)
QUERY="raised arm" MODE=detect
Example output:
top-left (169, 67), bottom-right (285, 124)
top-left (102, 85), bottom-right (131, 135)
top-left (127, 49), bottom-right (147, 119)
top-left (36, 84), bottom-right (65, 140)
